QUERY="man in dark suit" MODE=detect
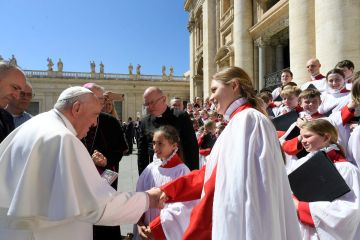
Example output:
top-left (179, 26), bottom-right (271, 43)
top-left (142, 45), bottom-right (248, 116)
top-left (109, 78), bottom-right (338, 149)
top-left (137, 87), bottom-right (199, 174)
top-left (0, 61), bottom-right (26, 142)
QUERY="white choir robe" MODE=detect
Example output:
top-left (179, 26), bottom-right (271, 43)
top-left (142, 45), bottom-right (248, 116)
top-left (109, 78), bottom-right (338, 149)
top-left (301, 78), bottom-right (327, 92)
top-left (210, 101), bottom-right (301, 239)
top-left (318, 90), bottom-right (350, 114)
top-left (287, 146), bottom-right (360, 240)
top-left (348, 125), bottom-right (360, 167)
top-left (0, 109), bottom-right (148, 240)
top-left (134, 154), bottom-right (197, 240)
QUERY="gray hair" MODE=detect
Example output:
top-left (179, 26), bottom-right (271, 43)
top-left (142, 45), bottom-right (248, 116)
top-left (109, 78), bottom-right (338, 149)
top-left (54, 95), bottom-right (83, 111)
top-left (0, 60), bottom-right (25, 78)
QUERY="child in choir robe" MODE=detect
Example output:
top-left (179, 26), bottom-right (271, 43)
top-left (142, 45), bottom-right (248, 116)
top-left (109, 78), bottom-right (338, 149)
top-left (272, 85), bottom-right (303, 117)
top-left (289, 119), bottom-right (360, 239)
top-left (335, 59), bottom-right (355, 90)
top-left (197, 120), bottom-right (217, 167)
top-left (281, 88), bottom-right (357, 171)
top-left (272, 69), bottom-right (294, 101)
top-left (134, 125), bottom-right (196, 240)
top-left (319, 68), bottom-right (351, 114)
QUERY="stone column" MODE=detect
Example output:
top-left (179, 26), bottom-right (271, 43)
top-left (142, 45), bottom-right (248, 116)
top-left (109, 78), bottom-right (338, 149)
top-left (276, 44), bottom-right (284, 71)
top-left (233, 0), bottom-right (254, 80)
top-left (289, 0), bottom-right (316, 85)
top-left (315, 0), bottom-right (360, 72)
top-left (188, 16), bottom-right (195, 101)
top-left (255, 37), bottom-right (267, 90)
top-left (202, 0), bottom-right (217, 99)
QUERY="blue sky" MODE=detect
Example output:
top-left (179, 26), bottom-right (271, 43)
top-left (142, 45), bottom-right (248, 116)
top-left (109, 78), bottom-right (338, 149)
top-left (0, 0), bottom-right (190, 76)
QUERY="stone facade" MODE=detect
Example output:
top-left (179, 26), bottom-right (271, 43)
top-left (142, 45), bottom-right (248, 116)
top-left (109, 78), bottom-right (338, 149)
top-left (25, 69), bottom-right (190, 121)
top-left (185, 0), bottom-right (360, 99)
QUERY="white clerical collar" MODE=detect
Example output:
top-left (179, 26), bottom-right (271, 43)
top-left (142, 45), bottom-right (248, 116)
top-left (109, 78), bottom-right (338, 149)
top-left (223, 98), bottom-right (248, 121)
top-left (53, 109), bottom-right (77, 136)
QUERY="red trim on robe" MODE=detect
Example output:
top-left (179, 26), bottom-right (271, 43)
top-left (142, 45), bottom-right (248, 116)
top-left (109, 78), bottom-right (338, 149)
top-left (326, 150), bottom-right (347, 163)
top-left (339, 87), bottom-right (351, 93)
top-left (298, 201), bottom-right (315, 227)
top-left (313, 74), bottom-right (325, 80)
top-left (159, 103), bottom-right (252, 239)
top-left (340, 105), bottom-right (355, 126)
top-left (311, 112), bottom-right (323, 119)
top-left (277, 131), bottom-right (286, 138)
top-left (149, 216), bottom-right (166, 240)
top-left (161, 153), bottom-right (184, 169)
top-left (199, 148), bottom-right (211, 156)
top-left (282, 137), bottom-right (303, 155)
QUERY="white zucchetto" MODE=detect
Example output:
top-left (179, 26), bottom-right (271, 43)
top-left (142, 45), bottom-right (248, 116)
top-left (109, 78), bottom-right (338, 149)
top-left (57, 86), bottom-right (93, 101)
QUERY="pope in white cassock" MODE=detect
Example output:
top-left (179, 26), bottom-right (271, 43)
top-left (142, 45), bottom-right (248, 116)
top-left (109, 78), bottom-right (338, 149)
top-left (0, 87), bottom-right (160, 240)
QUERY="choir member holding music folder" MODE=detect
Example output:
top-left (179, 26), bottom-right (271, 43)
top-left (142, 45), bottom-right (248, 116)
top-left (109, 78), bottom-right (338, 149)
top-left (287, 119), bottom-right (360, 239)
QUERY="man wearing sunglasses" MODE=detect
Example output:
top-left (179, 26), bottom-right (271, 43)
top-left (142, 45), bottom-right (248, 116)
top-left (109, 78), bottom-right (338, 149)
top-left (6, 81), bottom-right (34, 127)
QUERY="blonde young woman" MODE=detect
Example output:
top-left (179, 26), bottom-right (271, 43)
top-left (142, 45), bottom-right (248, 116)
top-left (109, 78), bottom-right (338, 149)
top-left (290, 119), bottom-right (360, 239)
top-left (155, 66), bottom-right (301, 239)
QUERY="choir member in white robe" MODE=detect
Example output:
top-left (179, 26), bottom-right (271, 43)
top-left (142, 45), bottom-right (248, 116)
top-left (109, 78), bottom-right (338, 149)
top-left (158, 67), bottom-right (301, 239)
top-left (301, 58), bottom-right (327, 92)
top-left (318, 68), bottom-right (351, 114)
top-left (289, 120), bottom-right (360, 240)
top-left (134, 153), bottom-right (196, 240)
top-left (0, 87), bottom-right (159, 240)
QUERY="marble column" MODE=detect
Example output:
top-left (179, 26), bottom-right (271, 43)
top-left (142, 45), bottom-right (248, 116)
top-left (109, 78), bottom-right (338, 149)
top-left (276, 44), bottom-right (284, 71)
top-left (188, 18), bottom-right (195, 101)
top-left (289, 0), bottom-right (316, 85)
top-left (233, 0), bottom-right (254, 80)
top-left (255, 37), bottom-right (267, 90)
top-left (315, 0), bottom-right (360, 72)
top-left (202, 0), bottom-right (217, 99)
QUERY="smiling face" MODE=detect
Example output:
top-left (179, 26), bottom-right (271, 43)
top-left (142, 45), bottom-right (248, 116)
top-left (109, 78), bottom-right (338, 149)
top-left (282, 94), bottom-right (299, 109)
top-left (209, 79), bottom-right (239, 115)
top-left (327, 73), bottom-right (345, 90)
top-left (152, 131), bottom-right (177, 160)
top-left (281, 72), bottom-right (293, 85)
top-left (300, 96), bottom-right (321, 114)
top-left (300, 128), bottom-right (330, 152)
top-left (0, 69), bottom-right (26, 108)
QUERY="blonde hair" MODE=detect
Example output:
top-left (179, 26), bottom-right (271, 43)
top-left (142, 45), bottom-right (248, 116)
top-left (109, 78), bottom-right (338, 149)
top-left (212, 66), bottom-right (266, 115)
top-left (299, 119), bottom-right (345, 156)
top-left (280, 85), bottom-right (301, 98)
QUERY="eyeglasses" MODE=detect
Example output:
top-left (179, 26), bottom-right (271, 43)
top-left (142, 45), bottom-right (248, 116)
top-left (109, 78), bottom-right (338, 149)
top-left (20, 91), bottom-right (35, 98)
top-left (143, 96), bottom-right (163, 107)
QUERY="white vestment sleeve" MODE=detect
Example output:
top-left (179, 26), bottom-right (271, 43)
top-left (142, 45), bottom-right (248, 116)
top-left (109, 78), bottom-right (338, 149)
top-left (347, 126), bottom-right (360, 167)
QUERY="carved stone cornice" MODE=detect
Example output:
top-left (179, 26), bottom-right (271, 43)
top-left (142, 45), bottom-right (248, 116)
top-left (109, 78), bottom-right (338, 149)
top-left (254, 36), bottom-right (271, 47)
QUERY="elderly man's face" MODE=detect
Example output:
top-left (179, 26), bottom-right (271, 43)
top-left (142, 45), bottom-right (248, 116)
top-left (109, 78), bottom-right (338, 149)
top-left (143, 92), bottom-right (165, 116)
top-left (73, 95), bottom-right (102, 139)
top-left (170, 99), bottom-right (183, 110)
top-left (0, 70), bottom-right (26, 108)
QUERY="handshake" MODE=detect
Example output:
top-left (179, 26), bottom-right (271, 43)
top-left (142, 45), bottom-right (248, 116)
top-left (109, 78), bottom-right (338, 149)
top-left (145, 187), bottom-right (168, 209)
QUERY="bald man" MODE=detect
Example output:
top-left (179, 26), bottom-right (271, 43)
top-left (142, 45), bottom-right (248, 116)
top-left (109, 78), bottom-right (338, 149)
top-left (137, 87), bottom-right (199, 174)
top-left (0, 61), bottom-right (26, 142)
top-left (301, 58), bottom-right (327, 92)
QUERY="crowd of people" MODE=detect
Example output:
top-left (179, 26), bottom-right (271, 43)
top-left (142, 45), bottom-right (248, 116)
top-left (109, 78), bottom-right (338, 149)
top-left (0, 58), bottom-right (360, 240)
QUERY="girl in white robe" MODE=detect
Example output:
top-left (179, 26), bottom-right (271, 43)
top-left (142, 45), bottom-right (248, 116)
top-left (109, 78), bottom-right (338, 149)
top-left (289, 119), bottom-right (360, 240)
top-left (319, 68), bottom-right (351, 114)
top-left (133, 125), bottom-right (196, 240)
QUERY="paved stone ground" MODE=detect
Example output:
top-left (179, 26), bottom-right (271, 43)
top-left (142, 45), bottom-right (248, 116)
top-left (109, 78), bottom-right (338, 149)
top-left (117, 145), bottom-right (140, 235)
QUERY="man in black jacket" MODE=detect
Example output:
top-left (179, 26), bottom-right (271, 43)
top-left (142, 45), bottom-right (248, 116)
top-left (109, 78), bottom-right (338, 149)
top-left (0, 61), bottom-right (26, 142)
top-left (137, 87), bottom-right (199, 174)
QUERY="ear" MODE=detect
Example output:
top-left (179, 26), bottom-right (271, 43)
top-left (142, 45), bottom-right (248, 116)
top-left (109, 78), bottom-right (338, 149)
top-left (231, 79), bottom-right (240, 92)
top-left (71, 101), bottom-right (82, 117)
top-left (323, 133), bottom-right (331, 144)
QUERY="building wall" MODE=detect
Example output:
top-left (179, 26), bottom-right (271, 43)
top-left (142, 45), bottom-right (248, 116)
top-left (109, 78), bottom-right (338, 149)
top-left (185, 0), bottom-right (360, 94)
top-left (27, 71), bottom-right (190, 121)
